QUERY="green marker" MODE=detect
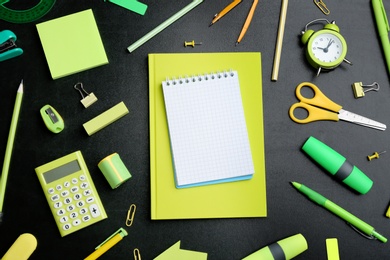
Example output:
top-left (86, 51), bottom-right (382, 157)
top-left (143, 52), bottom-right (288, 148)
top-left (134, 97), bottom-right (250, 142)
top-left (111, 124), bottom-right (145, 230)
top-left (292, 182), bottom-right (387, 243)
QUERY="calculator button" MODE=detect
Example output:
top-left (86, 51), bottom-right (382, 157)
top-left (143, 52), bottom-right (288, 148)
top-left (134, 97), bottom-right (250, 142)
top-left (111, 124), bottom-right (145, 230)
top-left (73, 219), bottom-right (81, 226)
top-left (83, 189), bottom-right (91, 196)
top-left (62, 223), bottom-right (72, 231)
top-left (60, 216), bottom-right (68, 223)
top-left (70, 186), bottom-right (79, 193)
top-left (67, 204), bottom-right (75, 212)
top-left (79, 175), bottom-right (86, 181)
top-left (74, 193), bottom-right (82, 200)
top-left (71, 178), bottom-right (78, 184)
top-left (64, 198), bottom-right (72, 204)
top-left (56, 184), bottom-right (62, 191)
top-left (70, 212), bottom-right (78, 219)
top-left (82, 215), bottom-right (91, 222)
top-left (86, 197), bottom-right (94, 204)
top-left (76, 200), bottom-right (85, 208)
top-left (48, 188), bottom-right (55, 194)
top-left (89, 204), bottom-right (100, 218)
top-left (61, 190), bottom-right (70, 197)
top-left (79, 208), bottom-right (88, 215)
top-left (54, 202), bottom-right (63, 209)
top-left (64, 181), bottom-right (70, 188)
top-left (51, 194), bottom-right (60, 201)
top-left (80, 182), bottom-right (88, 189)
top-left (57, 209), bottom-right (66, 216)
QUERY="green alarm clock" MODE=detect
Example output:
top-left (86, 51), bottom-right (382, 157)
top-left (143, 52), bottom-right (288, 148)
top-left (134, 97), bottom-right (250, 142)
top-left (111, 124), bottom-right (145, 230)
top-left (301, 18), bottom-right (352, 76)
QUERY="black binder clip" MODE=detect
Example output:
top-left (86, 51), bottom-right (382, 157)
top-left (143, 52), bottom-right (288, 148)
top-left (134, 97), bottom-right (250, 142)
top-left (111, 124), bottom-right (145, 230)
top-left (0, 30), bottom-right (23, 62)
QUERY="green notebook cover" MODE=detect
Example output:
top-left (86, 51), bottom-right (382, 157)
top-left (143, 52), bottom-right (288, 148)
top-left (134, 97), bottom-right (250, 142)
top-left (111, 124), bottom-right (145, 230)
top-left (149, 52), bottom-right (267, 219)
top-left (36, 9), bottom-right (108, 79)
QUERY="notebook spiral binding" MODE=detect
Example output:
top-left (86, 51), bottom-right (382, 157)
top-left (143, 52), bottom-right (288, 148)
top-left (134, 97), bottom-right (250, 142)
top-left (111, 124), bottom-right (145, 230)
top-left (165, 70), bottom-right (236, 86)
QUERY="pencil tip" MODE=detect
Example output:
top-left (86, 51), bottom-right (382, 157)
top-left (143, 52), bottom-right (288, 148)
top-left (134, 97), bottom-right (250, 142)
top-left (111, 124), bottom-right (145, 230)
top-left (18, 80), bottom-right (24, 92)
top-left (209, 22), bottom-right (213, 27)
top-left (235, 42), bottom-right (239, 46)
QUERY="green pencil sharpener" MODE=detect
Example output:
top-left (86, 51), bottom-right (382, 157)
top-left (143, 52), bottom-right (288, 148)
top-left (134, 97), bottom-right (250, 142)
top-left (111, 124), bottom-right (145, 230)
top-left (302, 136), bottom-right (373, 194)
top-left (98, 153), bottom-right (132, 189)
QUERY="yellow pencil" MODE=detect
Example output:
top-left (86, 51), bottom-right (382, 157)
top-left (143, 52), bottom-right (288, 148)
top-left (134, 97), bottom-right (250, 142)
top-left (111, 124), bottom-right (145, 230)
top-left (236, 0), bottom-right (258, 45)
top-left (271, 0), bottom-right (289, 81)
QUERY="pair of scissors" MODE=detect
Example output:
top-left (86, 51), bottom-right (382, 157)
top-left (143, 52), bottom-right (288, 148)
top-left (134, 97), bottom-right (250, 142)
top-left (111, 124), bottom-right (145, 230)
top-left (289, 82), bottom-right (386, 131)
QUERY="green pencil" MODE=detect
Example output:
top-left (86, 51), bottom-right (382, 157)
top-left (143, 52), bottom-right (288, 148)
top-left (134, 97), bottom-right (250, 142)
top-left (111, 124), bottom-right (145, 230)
top-left (0, 80), bottom-right (24, 223)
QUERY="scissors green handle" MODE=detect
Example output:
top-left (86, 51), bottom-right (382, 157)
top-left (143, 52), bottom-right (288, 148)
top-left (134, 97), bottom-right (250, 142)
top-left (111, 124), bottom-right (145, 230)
top-left (289, 82), bottom-right (342, 124)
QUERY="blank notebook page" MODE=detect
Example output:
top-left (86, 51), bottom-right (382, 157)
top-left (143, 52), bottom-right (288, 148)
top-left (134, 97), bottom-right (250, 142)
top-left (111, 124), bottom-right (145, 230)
top-left (162, 71), bottom-right (254, 188)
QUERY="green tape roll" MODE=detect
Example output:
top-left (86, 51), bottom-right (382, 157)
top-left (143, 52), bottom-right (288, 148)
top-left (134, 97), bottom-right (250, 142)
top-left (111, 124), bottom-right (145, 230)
top-left (98, 153), bottom-right (131, 189)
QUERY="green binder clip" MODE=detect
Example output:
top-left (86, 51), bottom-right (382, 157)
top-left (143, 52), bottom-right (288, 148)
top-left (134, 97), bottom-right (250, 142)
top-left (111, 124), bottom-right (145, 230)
top-left (0, 30), bottom-right (23, 62)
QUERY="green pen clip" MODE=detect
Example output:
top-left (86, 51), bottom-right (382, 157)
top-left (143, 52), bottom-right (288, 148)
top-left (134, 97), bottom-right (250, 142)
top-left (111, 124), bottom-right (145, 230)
top-left (95, 228), bottom-right (128, 250)
top-left (40, 104), bottom-right (64, 134)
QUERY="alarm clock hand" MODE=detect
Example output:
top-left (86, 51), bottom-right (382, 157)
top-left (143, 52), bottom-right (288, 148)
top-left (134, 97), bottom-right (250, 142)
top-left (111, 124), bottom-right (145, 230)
top-left (317, 39), bottom-right (334, 53)
top-left (325, 39), bottom-right (334, 50)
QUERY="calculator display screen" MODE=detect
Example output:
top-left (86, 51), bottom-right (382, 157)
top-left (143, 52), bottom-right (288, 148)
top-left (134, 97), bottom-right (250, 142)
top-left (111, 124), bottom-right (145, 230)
top-left (43, 160), bottom-right (81, 184)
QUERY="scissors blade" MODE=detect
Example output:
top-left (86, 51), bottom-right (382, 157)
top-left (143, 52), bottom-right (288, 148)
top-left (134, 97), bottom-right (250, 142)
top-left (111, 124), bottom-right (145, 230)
top-left (338, 109), bottom-right (386, 131)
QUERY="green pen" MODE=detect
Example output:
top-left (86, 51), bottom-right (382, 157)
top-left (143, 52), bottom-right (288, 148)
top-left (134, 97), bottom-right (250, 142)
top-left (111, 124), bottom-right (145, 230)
top-left (372, 0), bottom-right (390, 75)
top-left (291, 182), bottom-right (387, 243)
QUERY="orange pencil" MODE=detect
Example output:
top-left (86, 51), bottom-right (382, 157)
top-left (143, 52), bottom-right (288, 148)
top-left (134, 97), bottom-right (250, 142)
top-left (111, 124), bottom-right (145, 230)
top-left (209, 0), bottom-right (242, 26)
top-left (236, 0), bottom-right (258, 45)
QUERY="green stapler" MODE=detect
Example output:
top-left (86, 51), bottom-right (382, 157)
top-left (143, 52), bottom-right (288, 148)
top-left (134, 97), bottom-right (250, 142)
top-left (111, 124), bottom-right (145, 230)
top-left (0, 30), bottom-right (23, 62)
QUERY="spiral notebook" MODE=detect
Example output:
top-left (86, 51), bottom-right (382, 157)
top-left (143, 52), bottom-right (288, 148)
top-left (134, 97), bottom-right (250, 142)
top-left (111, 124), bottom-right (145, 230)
top-left (149, 52), bottom-right (266, 219)
top-left (162, 70), bottom-right (254, 188)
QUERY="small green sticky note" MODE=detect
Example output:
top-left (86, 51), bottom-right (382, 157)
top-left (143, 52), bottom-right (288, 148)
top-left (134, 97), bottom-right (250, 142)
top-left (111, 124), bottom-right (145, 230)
top-left (326, 238), bottom-right (340, 260)
top-left (36, 9), bottom-right (108, 79)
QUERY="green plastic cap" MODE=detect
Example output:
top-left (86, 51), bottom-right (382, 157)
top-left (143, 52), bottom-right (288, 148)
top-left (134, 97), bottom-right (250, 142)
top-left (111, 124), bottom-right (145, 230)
top-left (302, 136), bottom-right (373, 194)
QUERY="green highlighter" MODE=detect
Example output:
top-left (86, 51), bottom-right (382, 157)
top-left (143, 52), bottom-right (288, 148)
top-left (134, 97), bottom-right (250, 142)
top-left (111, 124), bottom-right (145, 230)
top-left (242, 233), bottom-right (308, 260)
top-left (302, 136), bottom-right (373, 194)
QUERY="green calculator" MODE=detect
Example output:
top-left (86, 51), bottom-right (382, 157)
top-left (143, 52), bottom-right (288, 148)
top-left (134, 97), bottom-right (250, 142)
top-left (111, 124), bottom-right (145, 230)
top-left (35, 151), bottom-right (107, 237)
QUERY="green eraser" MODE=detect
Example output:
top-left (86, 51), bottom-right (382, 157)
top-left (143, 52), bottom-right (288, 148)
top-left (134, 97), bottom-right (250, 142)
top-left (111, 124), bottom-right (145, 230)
top-left (2, 233), bottom-right (37, 260)
top-left (83, 101), bottom-right (129, 136)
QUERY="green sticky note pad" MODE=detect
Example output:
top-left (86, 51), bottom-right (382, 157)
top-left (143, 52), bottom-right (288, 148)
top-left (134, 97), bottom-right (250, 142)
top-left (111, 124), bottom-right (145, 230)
top-left (36, 9), bottom-right (108, 79)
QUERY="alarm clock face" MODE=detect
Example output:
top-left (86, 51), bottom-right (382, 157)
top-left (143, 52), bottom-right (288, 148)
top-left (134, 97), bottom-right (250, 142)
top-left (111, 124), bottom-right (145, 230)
top-left (307, 30), bottom-right (347, 69)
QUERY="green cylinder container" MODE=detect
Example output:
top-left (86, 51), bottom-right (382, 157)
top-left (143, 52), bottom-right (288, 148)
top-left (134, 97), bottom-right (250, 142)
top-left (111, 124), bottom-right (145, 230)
top-left (302, 136), bottom-right (373, 194)
top-left (242, 233), bottom-right (308, 260)
top-left (98, 153), bottom-right (132, 189)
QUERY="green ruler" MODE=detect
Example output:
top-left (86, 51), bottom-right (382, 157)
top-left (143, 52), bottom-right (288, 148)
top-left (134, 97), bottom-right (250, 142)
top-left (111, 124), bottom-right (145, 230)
top-left (0, 0), bottom-right (56, 23)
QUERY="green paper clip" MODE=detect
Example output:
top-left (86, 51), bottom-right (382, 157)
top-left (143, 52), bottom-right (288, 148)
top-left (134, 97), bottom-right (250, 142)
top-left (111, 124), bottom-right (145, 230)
top-left (0, 30), bottom-right (23, 62)
top-left (105, 0), bottom-right (147, 15)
